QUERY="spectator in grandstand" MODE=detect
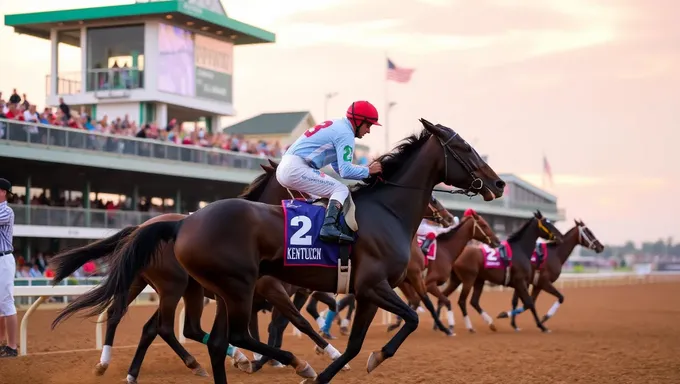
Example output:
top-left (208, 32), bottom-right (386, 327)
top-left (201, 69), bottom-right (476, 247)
top-left (0, 178), bottom-right (18, 358)
top-left (8, 89), bottom-right (20, 105)
top-left (58, 97), bottom-right (71, 122)
top-left (23, 105), bottom-right (40, 123)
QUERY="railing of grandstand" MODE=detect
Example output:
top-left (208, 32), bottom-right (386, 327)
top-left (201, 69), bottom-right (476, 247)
top-left (10, 205), bottom-right (164, 228)
top-left (0, 118), bottom-right (269, 170)
top-left (45, 68), bottom-right (145, 96)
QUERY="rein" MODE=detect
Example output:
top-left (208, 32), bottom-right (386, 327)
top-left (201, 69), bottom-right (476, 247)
top-left (361, 131), bottom-right (484, 198)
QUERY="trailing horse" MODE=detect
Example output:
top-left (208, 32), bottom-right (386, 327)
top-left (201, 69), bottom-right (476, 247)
top-left (52, 119), bottom-right (506, 384)
top-left (440, 211), bottom-right (563, 333)
top-left (497, 219), bottom-right (604, 328)
top-left (49, 162), bottom-right (347, 383)
top-left (388, 209), bottom-right (501, 334)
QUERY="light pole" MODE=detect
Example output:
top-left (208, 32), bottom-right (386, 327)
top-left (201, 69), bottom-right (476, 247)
top-left (324, 92), bottom-right (338, 120)
top-left (384, 101), bottom-right (397, 152)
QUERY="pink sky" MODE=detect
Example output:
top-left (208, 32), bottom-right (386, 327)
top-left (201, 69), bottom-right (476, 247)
top-left (1, 0), bottom-right (678, 245)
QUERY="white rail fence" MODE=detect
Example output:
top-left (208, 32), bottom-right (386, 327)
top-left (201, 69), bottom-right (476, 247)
top-left (13, 271), bottom-right (680, 356)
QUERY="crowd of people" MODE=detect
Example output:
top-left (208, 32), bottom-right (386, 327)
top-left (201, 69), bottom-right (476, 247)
top-left (0, 89), bottom-right (288, 158)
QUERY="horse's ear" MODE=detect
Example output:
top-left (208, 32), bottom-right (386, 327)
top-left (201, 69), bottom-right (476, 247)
top-left (534, 210), bottom-right (543, 218)
top-left (260, 164), bottom-right (274, 173)
top-left (574, 219), bottom-right (580, 226)
top-left (420, 118), bottom-right (446, 139)
top-left (267, 158), bottom-right (279, 168)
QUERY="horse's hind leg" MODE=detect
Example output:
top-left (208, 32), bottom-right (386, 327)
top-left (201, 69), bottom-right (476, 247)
top-left (435, 272), bottom-right (461, 333)
top-left (95, 276), bottom-right (147, 376)
top-left (125, 291), bottom-right (205, 383)
top-left (305, 296), bottom-right (324, 329)
top-left (514, 281), bottom-right (549, 333)
top-left (217, 278), bottom-right (318, 381)
top-left (336, 294), bottom-right (356, 334)
top-left (469, 278), bottom-right (496, 332)
top-left (538, 281), bottom-right (563, 324)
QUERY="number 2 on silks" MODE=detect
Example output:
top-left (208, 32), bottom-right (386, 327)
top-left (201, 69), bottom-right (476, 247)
top-left (290, 215), bottom-right (313, 246)
top-left (304, 120), bottom-right (333, 137)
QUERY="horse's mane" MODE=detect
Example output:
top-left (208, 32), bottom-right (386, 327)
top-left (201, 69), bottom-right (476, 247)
top-left (436, 217), bottom-right (467, 241)
top-left (545, 225), bottom-right (578, 248)
top-left (507, 216), bottom-right (535, 243)
top-left (350, 129), bottom-right (432, 196)
top-left (237, 171), bottom-right (272, 201)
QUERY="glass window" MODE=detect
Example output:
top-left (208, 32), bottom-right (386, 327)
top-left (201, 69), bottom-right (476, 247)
top-left (86, 25), bottom-right (145, 91)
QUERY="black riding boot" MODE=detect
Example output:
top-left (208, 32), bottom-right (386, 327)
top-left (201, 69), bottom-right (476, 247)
top-left (319, 199), bottom-right (354, 244)
top-left (420, 238), bottom-right (434, 255)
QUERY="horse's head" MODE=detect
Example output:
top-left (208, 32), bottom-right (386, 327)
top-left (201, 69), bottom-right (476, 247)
top-left (533, 210), bottom-right (563, 244)
top-left (427, 195), bottom-right (455, 227)
top-left (574, 219), bottom-right (604, 253)
top-left (420, 119), bottom-right (505, 201)
top-left (463, 208), bottom-right (501, 247)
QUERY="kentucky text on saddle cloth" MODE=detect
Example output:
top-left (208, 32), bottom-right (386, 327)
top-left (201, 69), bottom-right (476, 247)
top-left (282, 199), bottom-right (342, 268)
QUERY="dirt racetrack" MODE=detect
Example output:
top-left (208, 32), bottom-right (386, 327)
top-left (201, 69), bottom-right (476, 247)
top-left (2, 282), bottom-right (680, 384)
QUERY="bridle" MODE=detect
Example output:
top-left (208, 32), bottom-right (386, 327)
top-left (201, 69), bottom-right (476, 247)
top-left (423, 201), bottom-right (451, 225)
top-left (465, 215), bottom-right (492, 244)
top-left (373, 130), bottom-right (485, 198)
top-left (578, 225), bottom-right (600, 250)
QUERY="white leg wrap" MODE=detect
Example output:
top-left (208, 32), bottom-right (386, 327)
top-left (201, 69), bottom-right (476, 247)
top-left (324, 344), bottom-right (342, 359)
top-left (340, 318), bottom-right (349, 328)
top-left (316, 316), bottom-right (325, 329)
top-left (447, 310), bottom-right (455, 327)
top-left (481, 312), bottom-right (493, 325)
top-left (126, 374), bottom-right (136, 383)
top-left (547, 301), bottom-right (561, 317)
top-left (464, 315), bottom-right (473, 329)
top-left (233, 348), bottom-right (247, 362)
top-left (100, 345), bottom-right (112, 364)
top-left (253, 352), bottom-right (262, 361)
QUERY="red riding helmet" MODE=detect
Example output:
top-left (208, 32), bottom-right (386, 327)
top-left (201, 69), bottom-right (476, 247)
top-left (346, 101), bottom-right (382, 129)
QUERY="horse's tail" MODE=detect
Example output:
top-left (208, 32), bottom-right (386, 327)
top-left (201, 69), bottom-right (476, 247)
top-left (50, 226), bottom-right (138, 285)
top-left (51, 220), bottom-right (182, 329)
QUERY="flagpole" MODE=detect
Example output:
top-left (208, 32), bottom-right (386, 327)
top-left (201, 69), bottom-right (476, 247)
top-left (384, 51), bottom-right (390, 153)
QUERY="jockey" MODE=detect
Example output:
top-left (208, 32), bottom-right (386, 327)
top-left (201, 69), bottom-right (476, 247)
top-left (276, 100), bottom-right (383, 244)
top-left (417, 212), bottom-right (460, 255)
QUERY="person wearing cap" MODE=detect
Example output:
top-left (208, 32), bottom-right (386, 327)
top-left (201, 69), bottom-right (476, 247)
top-left (276, 101), bottom-right (383, 244)
top-left (0, 178), bottom-right (17, 358)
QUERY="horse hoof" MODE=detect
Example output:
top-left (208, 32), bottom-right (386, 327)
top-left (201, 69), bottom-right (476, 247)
top-left (542, 328), bottom-right (552, 334)
top-left (489, 324), bottom-right (497, 332)
top-left (235, 359), bottom-right (253, 374)
top-left (192, 366), bottom-right (209, 377)
top-left (366, 351), bottom-right (385, 373)
top-left (340, 326), bottom-right (350, 336)
top-left (468, 328), bottom-right (476, 334)
top-left (94, 362), bottom-right (108, 376)
top-left (299, 379), bottom-right (319, 384)
top-left (497, 312), bottom-right (508, 319)
top-left (314, 346), bottom-right (324, 356)
top-left (295, 362), bottom-right (317, 379)
top-left (514, 327), bottom-right (522, 332)
top-left (126, 374), bottom-right (138, 384)
top-left (270, 360), bottom-right (285, 368)
top-left (341, 363), bottom-right (351, 371)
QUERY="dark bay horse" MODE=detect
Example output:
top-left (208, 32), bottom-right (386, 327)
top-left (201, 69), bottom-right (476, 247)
top-left (388, 209), bottom-right (501, 334)
top-left (49, 163), bottom-right (346, 382)
top-left (444, 211), bottom-right (563, 334)
top-left (52, 119), bottom-right (506, 384)
top-left (497, 219), bottom-right (604, 329)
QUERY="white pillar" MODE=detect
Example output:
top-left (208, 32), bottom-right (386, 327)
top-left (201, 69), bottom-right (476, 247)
top-left (213, 114), bottom-right (222, 133)
top-left (157, 102), bottom-right (168, 128)
top-left (80, 26), bottom-right (87, 94)
top-left (50, 29), bottom-right (59, 102)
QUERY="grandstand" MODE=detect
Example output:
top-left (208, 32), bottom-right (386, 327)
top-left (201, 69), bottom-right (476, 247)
top-left (1, 0), bottom-right (564, 303)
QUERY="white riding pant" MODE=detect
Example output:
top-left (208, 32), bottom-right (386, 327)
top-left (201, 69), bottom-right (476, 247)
top-left (0, 254), bottom-right (16, 317)
top-left (276, 154), bottom-right (350, 204)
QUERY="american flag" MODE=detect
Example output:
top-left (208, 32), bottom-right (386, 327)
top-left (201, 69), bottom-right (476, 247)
top-left (387, 58), bottom-right (415, 83)
top-left (543, 155), bottom-right (553, 186)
